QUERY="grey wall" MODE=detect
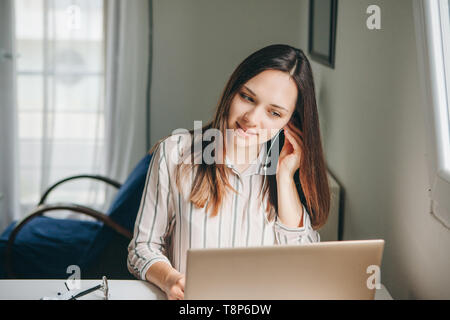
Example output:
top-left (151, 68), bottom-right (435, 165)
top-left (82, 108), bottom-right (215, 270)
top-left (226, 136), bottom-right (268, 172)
top-left (150, 0), bottom-right (450, 299)
top-left (297, 0), bottom-right (450, 299)
top-left (150, 0), bottom-right (304, 146)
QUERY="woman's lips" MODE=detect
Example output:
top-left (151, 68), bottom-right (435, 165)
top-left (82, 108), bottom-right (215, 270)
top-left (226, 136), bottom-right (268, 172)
top-left (236, 122), bottom-right (258, 138)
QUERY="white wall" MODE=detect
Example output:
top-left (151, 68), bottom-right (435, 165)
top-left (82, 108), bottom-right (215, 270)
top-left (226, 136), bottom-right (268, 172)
top-left (150, 0), bottom-right (450, 298)
top-left (297, 0), bottom-right (450, 299)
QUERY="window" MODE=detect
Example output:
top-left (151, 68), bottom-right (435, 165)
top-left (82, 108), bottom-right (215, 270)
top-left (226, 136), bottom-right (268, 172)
top-left (415, 0), bottom-right (450, 227)
top-left (434, 0), bottom-right (450, 171)
top-left (15, 0), bottom-right (107, 217)
top-left (439, 0), bottom-right (450, 167)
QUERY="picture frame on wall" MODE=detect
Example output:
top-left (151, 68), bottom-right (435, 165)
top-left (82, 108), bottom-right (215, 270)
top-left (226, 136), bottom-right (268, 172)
top-left (308, 0), bottom-right (338, 68)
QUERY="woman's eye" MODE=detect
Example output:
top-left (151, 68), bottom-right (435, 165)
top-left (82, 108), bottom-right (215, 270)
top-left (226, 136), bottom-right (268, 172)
top-left (239, 93), bottom-right (280, 117)
top-left (240, 93), bottom-right (253, 102)
top-left (270, 111), bottom-right (281, 118)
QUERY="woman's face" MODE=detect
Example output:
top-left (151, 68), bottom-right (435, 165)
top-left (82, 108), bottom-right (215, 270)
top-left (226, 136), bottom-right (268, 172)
top-left (227, 69), bottom-right (298, 149)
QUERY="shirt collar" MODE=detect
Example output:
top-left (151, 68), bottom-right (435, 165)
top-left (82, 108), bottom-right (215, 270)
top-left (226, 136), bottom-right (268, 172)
top-left (225, 143), bottom-right (268, 177)
top-left (189, 139), bottom-right (269, 177)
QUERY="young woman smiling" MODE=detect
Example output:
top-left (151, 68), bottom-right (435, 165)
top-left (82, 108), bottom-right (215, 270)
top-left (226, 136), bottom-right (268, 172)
top-left (127, 44), bottom-right (330, 300)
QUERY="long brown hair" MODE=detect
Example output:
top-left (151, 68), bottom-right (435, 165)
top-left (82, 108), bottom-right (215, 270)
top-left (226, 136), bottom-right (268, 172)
top-left (150, 44), bottom-right (330, 230)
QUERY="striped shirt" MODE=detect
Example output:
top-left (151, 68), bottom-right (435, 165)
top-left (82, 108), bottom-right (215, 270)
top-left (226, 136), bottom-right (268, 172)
top-left (127, 132), bottom-right (320, 280)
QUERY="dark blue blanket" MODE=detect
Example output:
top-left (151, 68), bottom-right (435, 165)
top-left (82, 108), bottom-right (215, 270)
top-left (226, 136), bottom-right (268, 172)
top-left (0, 153), bottom-right (152, 279)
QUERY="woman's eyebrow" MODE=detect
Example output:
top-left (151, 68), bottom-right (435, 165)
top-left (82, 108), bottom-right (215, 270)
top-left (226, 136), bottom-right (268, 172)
top-left (243, 85), bottom-right (289, 112)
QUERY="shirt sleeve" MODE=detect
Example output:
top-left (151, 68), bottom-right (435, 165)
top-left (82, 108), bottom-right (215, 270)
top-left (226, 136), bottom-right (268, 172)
top-left (274, 204), bottom-right (321, 245)
top-left (127, 140), bottom-right (175, 280)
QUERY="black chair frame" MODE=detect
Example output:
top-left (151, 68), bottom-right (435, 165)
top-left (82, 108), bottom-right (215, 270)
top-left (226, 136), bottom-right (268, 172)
top-left (5, 175), bottom-right (132, 279)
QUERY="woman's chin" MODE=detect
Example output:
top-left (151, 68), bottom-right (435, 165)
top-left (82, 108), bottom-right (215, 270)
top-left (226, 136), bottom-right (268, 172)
top-left (234, 136), bottom-right (259, 148)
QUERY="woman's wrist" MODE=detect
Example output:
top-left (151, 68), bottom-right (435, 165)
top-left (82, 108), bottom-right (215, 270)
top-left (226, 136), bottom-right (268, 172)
top-left (276, 171), bottom-right (294, 182)
top-left (163, 266), bottom-right (182, 284)
top-left (145, 261), bottom-right (177, 289)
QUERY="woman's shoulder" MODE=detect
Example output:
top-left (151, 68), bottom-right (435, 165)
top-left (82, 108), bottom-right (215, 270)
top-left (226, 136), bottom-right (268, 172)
top-left (161, 131), bottom-right (194, 152)
top-left (153, 131), bottom-right (195, 165)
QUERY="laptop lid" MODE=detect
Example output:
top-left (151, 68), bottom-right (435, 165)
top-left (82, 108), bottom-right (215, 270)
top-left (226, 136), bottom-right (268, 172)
top-left (184, 239), bottom-right (385, 300)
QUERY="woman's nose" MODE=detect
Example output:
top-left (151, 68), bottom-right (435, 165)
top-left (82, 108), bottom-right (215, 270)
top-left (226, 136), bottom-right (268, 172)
top-left (242, 106), bottom-right (261, 126)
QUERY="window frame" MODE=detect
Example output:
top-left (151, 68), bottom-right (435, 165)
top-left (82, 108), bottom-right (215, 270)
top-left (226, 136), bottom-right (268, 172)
top-left (14, 0), bottom-right (107, 217)
top-left (414, 0), bottom-right (450, 228)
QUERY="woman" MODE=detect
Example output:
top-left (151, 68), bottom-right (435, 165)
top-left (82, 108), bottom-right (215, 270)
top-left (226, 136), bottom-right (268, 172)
top-left (127, 44), bottom-right (330, 300)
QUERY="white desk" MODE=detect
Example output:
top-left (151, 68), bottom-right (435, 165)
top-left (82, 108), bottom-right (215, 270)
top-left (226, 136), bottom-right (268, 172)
top-left (0, 280), bottom-right (393, 300)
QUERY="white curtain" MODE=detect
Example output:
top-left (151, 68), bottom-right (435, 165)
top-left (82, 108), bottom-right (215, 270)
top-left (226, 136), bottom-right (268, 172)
top-left (104, 0), bottom-right (151, 187)
top-left (0, 0), bottom-right (20, 232)
top-left (0, 0), bottom-right (151, 229)
top-left (13, 0), bottom-right (108, 221)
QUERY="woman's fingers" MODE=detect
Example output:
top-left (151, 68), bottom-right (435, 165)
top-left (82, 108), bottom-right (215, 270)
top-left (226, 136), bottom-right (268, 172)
top-left (285, 123), bottom-right (304, 151)
top-left (168, 286), bottom-right (184, 300)
top-left (287, 120), bottom-right (303, 138)
top-left (279, 131), bottom-right (293, 158)
top-left (178, 276), bottom-right (186, 291)
top-left (175, 287), bottom-right (184, 299)
top-left (284, 129), bottom-right (300, 153)
top-left (287, 122), bottom-right (304, 146)
top-left (165, 273), bottom-right (186, 300)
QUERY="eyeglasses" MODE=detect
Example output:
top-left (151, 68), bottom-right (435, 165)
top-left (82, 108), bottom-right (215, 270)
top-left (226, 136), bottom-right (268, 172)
top-left (41, 276), bottom-right (109, 300)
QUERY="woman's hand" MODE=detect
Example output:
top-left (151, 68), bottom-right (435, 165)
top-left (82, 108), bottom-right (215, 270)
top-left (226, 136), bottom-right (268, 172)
top-left (162, 270), bottom-right (186, 300)
top-left (277, 120), bottom-right (304, 179)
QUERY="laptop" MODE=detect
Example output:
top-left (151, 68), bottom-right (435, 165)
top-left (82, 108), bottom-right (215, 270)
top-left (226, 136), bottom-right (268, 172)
top-left (184, 239), bottom-right (385, 300)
